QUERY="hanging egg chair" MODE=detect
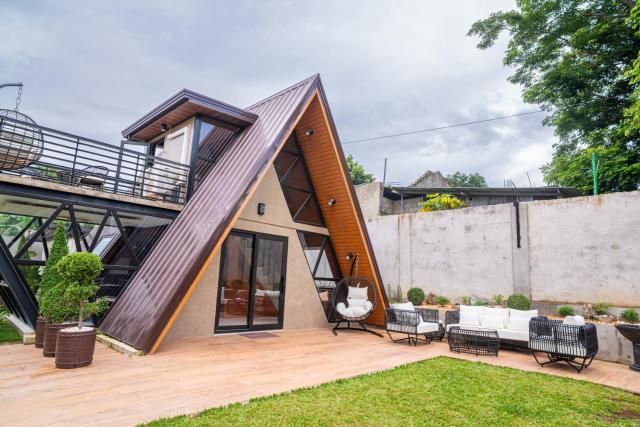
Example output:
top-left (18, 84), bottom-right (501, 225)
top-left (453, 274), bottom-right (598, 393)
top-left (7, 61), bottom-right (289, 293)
top-left (0, 84), bottom-right (44, 171)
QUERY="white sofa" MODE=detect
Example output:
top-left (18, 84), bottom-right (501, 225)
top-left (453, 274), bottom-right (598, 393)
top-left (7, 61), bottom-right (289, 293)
top-left (446, 305), bottom-right (539, 345)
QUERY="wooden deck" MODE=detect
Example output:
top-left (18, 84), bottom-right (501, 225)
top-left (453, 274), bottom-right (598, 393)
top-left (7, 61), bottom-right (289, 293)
top-left (1, 328), bottom-right (638, 426)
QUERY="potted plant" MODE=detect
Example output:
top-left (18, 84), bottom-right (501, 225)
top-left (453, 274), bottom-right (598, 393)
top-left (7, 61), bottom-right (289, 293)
top-left (615, 309), bottom-right (640, 372)
top-left (54, 253), bottom-right (107, 369)
top-left (35, 221), bottom-right (69, 350)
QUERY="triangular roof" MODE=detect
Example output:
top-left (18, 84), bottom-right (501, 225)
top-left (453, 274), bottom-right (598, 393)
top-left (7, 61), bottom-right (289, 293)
top-left (100, 75), bottom-right (386, 353)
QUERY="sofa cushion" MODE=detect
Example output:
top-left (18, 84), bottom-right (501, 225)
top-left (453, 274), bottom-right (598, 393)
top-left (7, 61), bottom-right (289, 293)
top-left (481, 313), bottom-right (505, 330)
top-left (391, 302), bottom-right (415, 311)
top-left (416, 322), bottom-right (440, 334)
top-left (508, 316), bottom-right (531, 332)
top-left (348, 298), bottom-right (368, 309)
top-left (460, 311), bottom-right (481, 327)
top-left (508, 308), bottom-right (538, 330)
top-left (562, 315), bottom-right (585, 326)
top-left (495, 328), bottom-right (529, 342)
top-left (483, 307), bottom-right (509, 329)
top-left (348, 286), bottom-right (368, 300)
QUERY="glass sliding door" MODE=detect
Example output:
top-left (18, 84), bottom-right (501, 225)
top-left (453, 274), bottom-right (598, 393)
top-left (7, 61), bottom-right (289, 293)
top-left (215, 230), bottom-right (287, 332)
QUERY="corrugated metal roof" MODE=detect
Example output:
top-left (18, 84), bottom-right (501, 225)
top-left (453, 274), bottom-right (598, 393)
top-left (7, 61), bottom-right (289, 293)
top-left (100, 75), bottom-right (319, 352)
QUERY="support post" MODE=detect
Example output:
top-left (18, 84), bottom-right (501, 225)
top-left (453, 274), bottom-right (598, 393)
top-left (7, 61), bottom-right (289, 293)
top-left (592, 151), bottom-right (599, 196)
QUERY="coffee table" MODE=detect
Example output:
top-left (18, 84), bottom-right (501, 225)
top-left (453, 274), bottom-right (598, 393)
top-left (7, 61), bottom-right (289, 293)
top-left (448, 326), bottom-right (500, 356)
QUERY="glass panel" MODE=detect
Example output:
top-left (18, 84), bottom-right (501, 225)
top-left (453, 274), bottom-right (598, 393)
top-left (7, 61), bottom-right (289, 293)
top-left (283, 161), bottom-right (313, 191)
top-left (252, 238), bottom-right (284, 326)
top-left (295, 196), bottom-right (325, 227)
top-left (218, 233), bottom-right (254, 328)
top-left (273, 150), bottom-right (297, 177)
top-left (283, 187), bottom-right (311, 216)
top-left (297, 231), bottom-right (325, 273)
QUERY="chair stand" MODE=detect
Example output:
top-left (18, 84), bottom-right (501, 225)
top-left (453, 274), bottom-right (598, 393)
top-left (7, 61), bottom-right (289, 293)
top-left (386, 330), bottom-right (432, 346)
top-left (333, 320), bottom-right (383, 338)
top-left (532, 351), bottom-right (595, 373)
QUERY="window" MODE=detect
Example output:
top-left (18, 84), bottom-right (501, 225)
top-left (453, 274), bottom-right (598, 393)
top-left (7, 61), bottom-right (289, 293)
top-left (297, 231), bottom-right (342, 320)
top-left (193, 118), bottom-right (238, 192)
top-left (273, 135), bottom-right (325, 227)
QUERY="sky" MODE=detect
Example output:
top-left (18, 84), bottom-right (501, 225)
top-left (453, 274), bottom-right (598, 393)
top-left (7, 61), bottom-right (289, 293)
top-left (0, 0), bottom-right (556, 187)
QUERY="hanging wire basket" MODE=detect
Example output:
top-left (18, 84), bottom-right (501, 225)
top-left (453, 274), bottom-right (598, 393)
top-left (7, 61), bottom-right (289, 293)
top-left (0, 109), bottom-right (44, 171)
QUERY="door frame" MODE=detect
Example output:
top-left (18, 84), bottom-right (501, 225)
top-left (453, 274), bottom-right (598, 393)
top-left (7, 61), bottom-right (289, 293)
top-left (214, 229), bottom-right (288, 333)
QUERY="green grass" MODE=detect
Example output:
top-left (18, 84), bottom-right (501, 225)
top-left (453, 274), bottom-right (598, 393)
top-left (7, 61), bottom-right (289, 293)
top-left (0, 319), bottom-right (21, 343)
top-left (145, 357), bottom-right (640, 427)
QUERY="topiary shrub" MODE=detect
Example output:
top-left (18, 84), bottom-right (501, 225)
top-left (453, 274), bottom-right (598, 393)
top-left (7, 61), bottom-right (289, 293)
top-left (39, 221), bottom-right (71, 322)
top-left (39, 221), bottom-right (69, 299)
top-left (557, 306), bottom-right (576, 317)
top-left (407, 288), bottom-right (425, 306)
top-left (620, 308), bottom-right (640, 323)
top-left (435, 296), bottom-right (450, 306)
top-left (593, 302), bottom-right (612, 316)
top-left (507, 293), bottom-right (530, 310)
top-left (56, 253), bottom-right (108, 328)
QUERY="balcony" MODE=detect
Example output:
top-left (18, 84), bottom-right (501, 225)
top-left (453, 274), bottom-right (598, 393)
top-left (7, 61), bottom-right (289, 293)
top-left (0, 114), bottom-right (191, 205)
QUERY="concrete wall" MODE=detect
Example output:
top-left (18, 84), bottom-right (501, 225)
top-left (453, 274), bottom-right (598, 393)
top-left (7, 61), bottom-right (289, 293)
top-left (166, 166), bottom-right (329, 341)
top-left (363, 191), bottom-right (640, 309)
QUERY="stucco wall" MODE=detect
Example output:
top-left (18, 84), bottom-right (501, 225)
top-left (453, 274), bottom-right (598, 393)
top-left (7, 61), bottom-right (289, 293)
top-left (166, 166), bottom-right (329, 341)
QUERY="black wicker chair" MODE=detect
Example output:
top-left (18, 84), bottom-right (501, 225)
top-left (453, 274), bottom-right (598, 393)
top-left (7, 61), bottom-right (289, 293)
top-left (529, 316), bottom-right (598, 373)
top-left (332, 275), bottom-right (382, 337)
top-left (385, 307), bottom-right (443, 345)
top-left (75, 165), bottom-right (109, 190)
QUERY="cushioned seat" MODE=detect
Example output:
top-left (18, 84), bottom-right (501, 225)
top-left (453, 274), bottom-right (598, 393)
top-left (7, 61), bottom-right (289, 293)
top-left (445, 306), bottom-right (539, 346)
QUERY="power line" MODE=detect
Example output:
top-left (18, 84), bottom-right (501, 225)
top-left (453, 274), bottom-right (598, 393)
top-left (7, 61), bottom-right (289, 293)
top-left (341, 110), bottom-right (544, 144)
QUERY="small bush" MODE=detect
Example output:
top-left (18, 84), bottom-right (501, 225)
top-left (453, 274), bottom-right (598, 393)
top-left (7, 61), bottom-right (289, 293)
top-left (435, 296), bottom-right (450, 306)
top-left (407, 288), bottom-right (425, 306)
top-left (507, 293), bottom-right (530, 310)
top-left (557, 306), bottom-right (576, 317)
top-left (473, 300), bottom-right (489, 306)
top-left (461, 295), bottom-right (471, 306)
top-left (593, 302), bottom-right (612, 316)
top-left (492, 294), bottom-right (504, 306)
top-left (620, 309), bottom-right (640, 323)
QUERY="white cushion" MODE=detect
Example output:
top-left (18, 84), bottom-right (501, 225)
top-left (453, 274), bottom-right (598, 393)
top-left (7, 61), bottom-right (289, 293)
top-left (508, 316), bottom-right (531, 332)
top-left (495, 328), bottom-right (529, 342)
top-left (350, 306), bottom-right (367, 317)
top-left (364, 300), bottom-right (373, 312)
top-left (509, 308), bottom-right (538, 319)
top-left (336, 303), bottom-right (352, 317)
top-left (348, 298), bottom-right (367, 309)
top-left (391, 302), bottom-right (415, 311)
top-left (348, 286), bottom-right (368, 300)
top-left (563, 315), bottom-right (585, 326)
top-left (481, 313), bottom-right (504, 330)
top-left (459, 311), bottom-right (481, 327)
top-left (483, 307), bottom-right (509, 329)
top-left (416, 322), bottom-right (440, 334)
top-left (460, 305), bottom-right (484, 317)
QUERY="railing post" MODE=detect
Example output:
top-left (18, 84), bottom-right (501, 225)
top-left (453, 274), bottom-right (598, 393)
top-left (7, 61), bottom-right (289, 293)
top-left (139, 152), bottom-right (146, 198)
top-left (114, 144), bottom-right (124, 194)
top-left (132, 152), bottom-right (139, 197)
top-left (70, 137), bottom-right (80, 185)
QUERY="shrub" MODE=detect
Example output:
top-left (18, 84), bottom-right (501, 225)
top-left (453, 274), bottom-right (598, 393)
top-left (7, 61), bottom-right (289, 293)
top-left (593, 302), bottom-right (612, 316)
top-left (407, 288), bottom-right (425, 306)
top-left (492, 294), bottom-right (504, 306)
top-left (38, 222), bottom-right (71, 322)
top-left (507, 293), bottom-right (530, 310)
top-left (473, 300), bottom-right (489, 306)
top-left (557, 306), bottom-right (576, 317)
top-left (39, 221), bottom-right (69, 298)
top-left (56, 253), bottom-right (108, 328)
top-left (620, 309), bottom-right (640, 323)
top-left (435, 296), bottom-right (450, 306)
top-left (419, 193), bottom-right (465, 212)
top-left (461, 295), bottom-right (471, 306)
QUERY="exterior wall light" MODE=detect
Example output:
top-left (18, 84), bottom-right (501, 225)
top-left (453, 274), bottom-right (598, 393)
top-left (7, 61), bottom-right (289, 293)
top-left (305, 128), bottom-right (314, 137)
top-left (328, 198), bottom-right (336, 206)
top-left (160, 123), bottom-right (169, 132)
top-left (257, 202), bottom-right (266, 216)
top-left (345, 252), bottom-right (354, 261)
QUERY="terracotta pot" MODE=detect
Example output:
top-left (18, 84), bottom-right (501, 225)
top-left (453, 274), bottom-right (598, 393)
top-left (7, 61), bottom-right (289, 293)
top-left (43, 322), bottom-right (72, 357)
top-left (55, 327), bottom-right (97, 369)
top-left (35, 317), bottom-right (47, 349)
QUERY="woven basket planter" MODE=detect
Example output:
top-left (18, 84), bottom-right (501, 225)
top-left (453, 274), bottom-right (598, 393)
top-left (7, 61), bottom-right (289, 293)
top-left (43, 322), bottom-right (73, 357)
top-left (34, 317), bottom-right (46, 349)
top-left (55, 327), bottom-right (97, 369)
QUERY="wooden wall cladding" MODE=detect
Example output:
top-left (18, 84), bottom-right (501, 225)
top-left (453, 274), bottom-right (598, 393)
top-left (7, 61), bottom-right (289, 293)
top-left (295, 95), bottom-right (386, 325)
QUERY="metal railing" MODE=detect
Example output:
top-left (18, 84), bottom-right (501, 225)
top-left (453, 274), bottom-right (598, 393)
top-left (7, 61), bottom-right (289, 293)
top-left (0, 115), bottom-right (191, 205)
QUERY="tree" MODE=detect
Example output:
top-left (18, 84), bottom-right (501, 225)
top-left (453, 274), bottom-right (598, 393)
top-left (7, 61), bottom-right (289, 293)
top-left (346, 154), bottom-right (375, 185)
top-left (469, 0), bottom-right (640, 193)
top-left (419, 193), bottom-right (465, 212)
top-left (446, 172), bottom-right (488, 187)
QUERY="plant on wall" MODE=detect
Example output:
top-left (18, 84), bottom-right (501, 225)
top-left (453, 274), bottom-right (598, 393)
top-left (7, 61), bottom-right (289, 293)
top-left (419, 193), bottom-right (465, 212)
top-left (593, 302), bottom-right (612, 316)
top-left (557, 306), bottom-right (576, 317)
top-left (461, 295), bottom-right (471, 306)
top-left (507, 294), bottom-right (530, 311)
top-left (620, 309), bottom-right (639, 323)
top-left (407, 288), bottom-right (426, 306)
top-left (492, 295), bottom-right (504, 306)
top-left (473, 300), bottom-right (489, 306)
top-left (435, 296), bottom-right (450, 306)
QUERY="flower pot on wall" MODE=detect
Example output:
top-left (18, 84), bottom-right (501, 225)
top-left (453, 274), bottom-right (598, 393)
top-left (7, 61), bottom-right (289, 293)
top-left (34, 317), bottom-right (47, 349)
top-left (54, 327), bottom-right (97, 369)
top-left (42, 322), bottom-right (72, 357)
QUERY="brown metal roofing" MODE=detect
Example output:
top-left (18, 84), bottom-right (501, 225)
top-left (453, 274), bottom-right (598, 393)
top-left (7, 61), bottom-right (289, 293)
top-left (100, 75), bottom-right (319, 352)
top-left (122, 89), bottom-right (259, 141)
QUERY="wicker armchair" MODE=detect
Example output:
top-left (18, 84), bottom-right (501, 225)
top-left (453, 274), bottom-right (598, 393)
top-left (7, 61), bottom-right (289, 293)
top-left (529, 316), bottom-right (599, 373)
top-left (385, 307), bottom-right (443, 345)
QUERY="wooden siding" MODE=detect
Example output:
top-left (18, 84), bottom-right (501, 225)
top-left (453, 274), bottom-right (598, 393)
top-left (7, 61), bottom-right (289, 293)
top-left (295, 96), bottom-right (386, 325)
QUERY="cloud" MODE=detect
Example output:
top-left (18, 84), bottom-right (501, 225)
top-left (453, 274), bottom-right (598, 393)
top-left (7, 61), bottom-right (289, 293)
top-left (0, 0), bottom-right (554, 187)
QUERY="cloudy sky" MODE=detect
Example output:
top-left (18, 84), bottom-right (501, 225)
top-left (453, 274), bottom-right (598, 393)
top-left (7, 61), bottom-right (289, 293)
top-left (0, 0), bottom-right (555, 187)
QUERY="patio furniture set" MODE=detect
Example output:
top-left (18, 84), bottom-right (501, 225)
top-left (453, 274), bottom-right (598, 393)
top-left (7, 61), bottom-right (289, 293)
top-left (383, 303), bottom-right (599, 373)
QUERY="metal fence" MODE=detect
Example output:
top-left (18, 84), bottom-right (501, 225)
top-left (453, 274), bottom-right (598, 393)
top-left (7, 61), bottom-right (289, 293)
top-left (0, 115), bottom-right (191, 204)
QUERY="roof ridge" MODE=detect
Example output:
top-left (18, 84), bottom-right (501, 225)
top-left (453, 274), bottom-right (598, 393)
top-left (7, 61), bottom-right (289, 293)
top-left (246, 74), bottom-right (319, 111)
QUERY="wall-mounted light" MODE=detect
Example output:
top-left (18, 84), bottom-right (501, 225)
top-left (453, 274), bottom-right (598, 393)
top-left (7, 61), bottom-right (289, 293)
top-left (257, 202), bottom-right (266, 216)
top-left (160, 123), bottom-right (169, 132)
top-left (305, 128), bottom-right (314, 137)
top-left (328, 198), bottom-right (336, 206)
top-left (345, 252), bottom-right (354, 261)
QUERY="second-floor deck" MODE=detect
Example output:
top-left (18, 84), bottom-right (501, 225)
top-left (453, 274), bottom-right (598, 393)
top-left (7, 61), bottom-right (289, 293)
top-left (0, 114), bottom-right (191, 206)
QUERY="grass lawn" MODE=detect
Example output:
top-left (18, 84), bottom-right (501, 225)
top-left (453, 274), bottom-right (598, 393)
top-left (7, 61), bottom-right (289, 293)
top-left (145, 357), bottom-right (640, 427)
top-left (0, 318), bottom-right (21, 343)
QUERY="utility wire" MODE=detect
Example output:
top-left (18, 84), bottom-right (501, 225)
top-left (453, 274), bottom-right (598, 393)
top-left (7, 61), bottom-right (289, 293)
top-left (342, 110), bottom-right (544, 144)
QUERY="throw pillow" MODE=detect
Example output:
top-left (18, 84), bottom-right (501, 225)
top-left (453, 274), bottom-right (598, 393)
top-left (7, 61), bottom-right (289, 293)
top-left (391, 302), bottom-right (415, 311)
top-left (348, 298), bottom-right (368, 309)
top-left (481, 314), bottom-right (504, 330)
top-left (508, 316), bottom-right (531, 332)
top-left (348, 286), bottom-right (368, 300)
top-left (460, 311), bottom-right (481, 327)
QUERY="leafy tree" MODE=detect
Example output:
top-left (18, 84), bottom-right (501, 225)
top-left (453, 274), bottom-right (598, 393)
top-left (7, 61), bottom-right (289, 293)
top-left (446, 172), bottom-right (488, 187)
top-left (469, 0), bottom-right (640, 193)
top-left (419, 193), bottom-right (465, 212)
top-left (39, 221), bottom-right (69, 318)
top-left (624, 3), bottom-right (640, 134)
top-left (346, 154), bottom-right (375, 185)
